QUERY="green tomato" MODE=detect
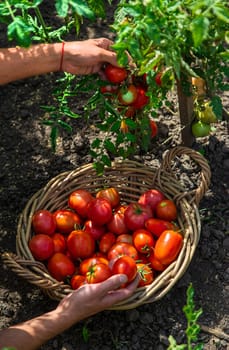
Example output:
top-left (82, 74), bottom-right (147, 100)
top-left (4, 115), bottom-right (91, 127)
top-left (196, 102), bottom-right (217, 124)
top-left (192, 120), bottom-right (211, 138)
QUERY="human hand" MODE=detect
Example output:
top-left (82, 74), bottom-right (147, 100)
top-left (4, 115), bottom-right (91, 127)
top-left (61, 38), bottom-right (119, 75)
top-left (56, 274), bottom-right (139, 324)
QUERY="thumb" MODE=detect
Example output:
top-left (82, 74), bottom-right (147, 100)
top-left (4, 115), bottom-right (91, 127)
top-left (100, 49), bottom-right (119, 67)
top-left (99, 274), bottom-right (128, 294)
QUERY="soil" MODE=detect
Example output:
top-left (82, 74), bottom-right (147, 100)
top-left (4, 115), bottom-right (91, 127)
top-left (0, 2), bottom-right (229, 350)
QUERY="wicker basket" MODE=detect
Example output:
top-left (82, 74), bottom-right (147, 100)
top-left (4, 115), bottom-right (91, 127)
top-left (2, 146), bottom-right (211, 310)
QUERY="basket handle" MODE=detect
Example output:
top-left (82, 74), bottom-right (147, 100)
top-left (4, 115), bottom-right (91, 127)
top-left (159, 146), bottom-right (211, 206)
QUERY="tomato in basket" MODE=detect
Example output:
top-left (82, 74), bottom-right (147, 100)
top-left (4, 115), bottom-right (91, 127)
top-left (155, 199), bottom-right (177, 221)
top-left (53, 209), bottom-right (81, 234)
top-left (67, 230), bottom-right (95, 259)
top-left (154, 230), bottom-right (183, 265)
top-left (132, 229), bottom-right (155, 254)
top-left (138, 189), bottom-right (165, 213)
top-left (87, 197), bottom-right (113, 225)
top-left (145, 218), bottom-right (177, 238)
top-left (86, 263), bottom-right (112, 284)
top-left (68, 189), bottom-right (94, 218)
top-left (32, 209), bottom-right (56, 236)
top-left (29, 234), bottom-right (54, 261)
top-left (111, 256), bottom-right (137, 284)
top-left (96, 187), bottom-right (120, 208)
top-left (47, 252), bottom-right (76, 281)
top-left (137, 263), bottom-right (154, 287)
top-left (124, 202), bottom-right (153, 231)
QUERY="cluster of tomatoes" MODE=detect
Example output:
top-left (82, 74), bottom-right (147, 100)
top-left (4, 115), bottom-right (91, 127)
top-left (101, 64), bottom-right (158, 138)
top-left (29, 187), bottom-right (183, 290)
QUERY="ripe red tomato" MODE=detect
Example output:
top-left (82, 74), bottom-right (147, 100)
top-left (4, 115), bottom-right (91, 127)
top-left (154, 230), bottom-right (183, 265)
top-left (96, 187), bottom-right (120, 208)
top-left (118, 84), bottom-right (138, 105)
top-left (52, 233), bottom-right (67, 253)
top-left (68, 189), bottom-right (94, 218)
top-left (116, 234), bottom-right (133, 245)
top-left (138, 189), bottom-right (165, 213)
top-left (107, 210), bottom-right (129, 235)
top-left (124, 202), bottom-right (153, 231)
top-left (132, 229), bottom-right (155, 254)
top-left (32, 209), bottom-right (56, 236)
top-left (70, 274), bottom-right (86, 290)
top-left (131, 86), bottom-right (149, 109)
top-left (137, 263), bottom-right (154, 287)
top-left (155, 72), bottom-right (162, 86)
top-left (53, 209), bottom-right (81, 234)
top-left (111, 256), bottom-right (137, 283)
top-left (148, 252), bottom-right (167, 271)
top-left (87, 198), bottom-right (112, 225)
top-left (84, 219), bottom-right (106, 240)
top-left (99, 232), bottom-right (116, 254)
top-left (149, 119), bottom-right (158, 138)
top-left (86, 263), bottom-right (112, 284)
top-left (107, 242), bottom-right (139, 261)
top-left (47, 252), bottom-right (76, 281)
top-left (104, 64), bottom-right (128, 83)
top-left (155, 199), bottom-right (177, 221)
top-left (145, 218), bottom-right (177, 238)
top-left (79, 256), bottom-right (109, 275)
top-left (67, 230), bottom-right (95, 259)
top-left (29, 234), bottom-right (54, 261)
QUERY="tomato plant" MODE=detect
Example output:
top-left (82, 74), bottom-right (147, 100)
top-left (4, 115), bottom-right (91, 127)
top-left (32, 210), bottom-right (56, 236)
top-left (132, 229), bottom-right (155, 254)
top-left (191, 120), bottom-right (211, 138)
top-left (155, 199), bottom-right (177, 222)
top-left (67, 230), bottom-right (95, 260)
top-left (154, 230), bottom-right (183, 266)
top-left (104, 64), bottom-right (128, 83)
top-left (111, 255), bottom-right (137, 284)
top-left (118, 84), bottom-right (138, 105)
top-left (87, 198), bottom-right (112, 225)
top-left (29, 234), bottom-right (54, 261)
top-left (130, 86), bottom-right (149, 110)
top-left (47, 252), bottom-right (75, 282)
top-left (53, 209), bottom-right (81, 234)
top-left (68, 189), bottom-right (94, 218)
top-left (124, 202), bottom-right (153, 231)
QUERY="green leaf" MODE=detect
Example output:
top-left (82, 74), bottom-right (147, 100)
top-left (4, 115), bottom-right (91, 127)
top-left (7, 17), bottom-right (34, 47)
top-left (57, 119), bottom-right (73, 132)
top-left (70, 0), bottom-right (95, 21)
top-left (213, 5), bottom-right (229, 24)
top-left (101, 154), bottom-right (111, 167)
top-left (50, 126), bottom-right (58, 152)
top-left (104, 139), bottom-right (116, 154)
top-left (55, 0), bottom-right (70, 17)
top-left (190, 16), bottom-right (210, 47)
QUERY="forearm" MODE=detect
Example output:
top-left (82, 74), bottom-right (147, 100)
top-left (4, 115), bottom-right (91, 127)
top-left (0, 43), bottom-right (61, 85)
top-left (0, 306), bottom-right (81, 350)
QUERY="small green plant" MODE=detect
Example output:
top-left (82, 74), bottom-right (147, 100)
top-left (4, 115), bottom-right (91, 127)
top-left (167, 283), bottom-right (203, 350)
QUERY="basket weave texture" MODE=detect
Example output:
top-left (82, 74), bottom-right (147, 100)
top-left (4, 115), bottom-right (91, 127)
top-left (2, 146), bottom-right (211, 310)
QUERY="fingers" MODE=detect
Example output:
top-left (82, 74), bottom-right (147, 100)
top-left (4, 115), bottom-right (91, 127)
top-left (98, 274), bottom-right (128, 294)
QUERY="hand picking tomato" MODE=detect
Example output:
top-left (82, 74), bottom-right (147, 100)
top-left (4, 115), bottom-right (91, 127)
top-left (52, 233), bottom-right (67, 254)
top-left (111, 255), bottom-right (137, 284)
top-left (155, 199), bottom-right (177, 221)
top-left (68, 189), bottom-right (94, 218)
top-left (104, 64), bottom-right (128, 84)
top-left (107, 242), bottom-right (139, 261)
top-left (29, 234), bottom-right (54, 261)
top-left (86, 263), bottom-right (112, 284)
top-left (87, 197), bottom-right (112, 226)
top-left (145, 218), bottom-right (177, 238)
top-left (96, 187), bottom-right (120, 208)
top-left (32, 209), bottom-right (56, 236)
top-left (154, 230), bottom-right (183, 265)
top-left (132, 229), bottom-right (155, 254)
top-left (131, 86), bottom-right (149, 109)
top-left (124, 202), bottom-right (153, 231)
top-left (138, 189), bottom-right (165, 213)
top-left (137, 263), bottom-right (154, 287)
top-left (118, 84), bottom-right (138, 105)
top-left (67, 230), bottom-right (95, 259)
top-left (84, 219), bottom-right (106, 240)
top-left (99, 232), bottom-right (116, 254)
top-left (47, 252), bottom-right (75, 282)
top-left (53, 209), bottom-right (81, 234)
top-left (70, 274), bottom-right (86, 290)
